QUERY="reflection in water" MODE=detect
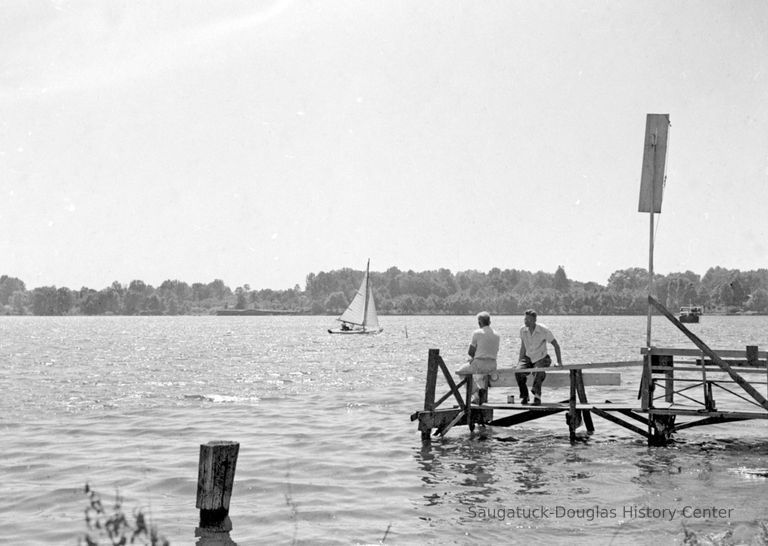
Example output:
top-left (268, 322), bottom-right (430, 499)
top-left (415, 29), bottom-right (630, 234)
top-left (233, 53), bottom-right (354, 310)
top-left (416, 428), bottom-right (501, 510)
top-left (414, 428), bottom-right (566, 518)
top-left (633, 446), bottom-right (683, 484)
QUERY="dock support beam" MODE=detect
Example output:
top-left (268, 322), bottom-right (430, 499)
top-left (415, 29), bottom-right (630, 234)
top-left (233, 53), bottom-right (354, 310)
top-left (197, 441), bottom-right (239, 529)
top-left (648, 414), bottom-right (676, 446)
top-left (566, 370), bottom-right (595, 440)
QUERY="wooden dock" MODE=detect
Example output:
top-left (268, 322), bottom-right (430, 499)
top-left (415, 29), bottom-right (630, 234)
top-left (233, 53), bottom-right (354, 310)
top-left (411, 115), bottom-right (768, 445)
top-left (410, 297), bottom-right (768, 445)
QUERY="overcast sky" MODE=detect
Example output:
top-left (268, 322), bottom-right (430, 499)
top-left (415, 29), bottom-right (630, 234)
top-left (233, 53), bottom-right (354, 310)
top-left (2, 1), bottom-right (767, 290)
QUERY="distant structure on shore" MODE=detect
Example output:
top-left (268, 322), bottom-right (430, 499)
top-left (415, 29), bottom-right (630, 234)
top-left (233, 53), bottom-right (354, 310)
top-left (215, 309), bottom-right (303, 316)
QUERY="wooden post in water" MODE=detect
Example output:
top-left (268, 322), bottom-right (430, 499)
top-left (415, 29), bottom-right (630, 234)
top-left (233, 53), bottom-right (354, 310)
top-left (574, 370), bottom-right (594, 434)
top-left (421, 350), bottom-right (440, 441)
top-left (197, 441), bottom-right (240, 528)
top-left (567, 369), bottom-right (582, 441)
top-left (465, 375), bottom-right (474, 432)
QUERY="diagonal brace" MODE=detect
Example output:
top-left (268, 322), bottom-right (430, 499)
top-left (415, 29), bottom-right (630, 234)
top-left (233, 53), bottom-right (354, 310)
top-left (437, 355), bottom-right (467, 410)
top-left (648, 296), bottom-right (768, 411)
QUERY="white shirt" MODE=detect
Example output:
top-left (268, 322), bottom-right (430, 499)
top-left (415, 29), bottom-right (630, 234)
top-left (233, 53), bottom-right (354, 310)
top-left (520, 323), bottom-right (555, 362)
top-left (471, 325), bottom-right (500, 360)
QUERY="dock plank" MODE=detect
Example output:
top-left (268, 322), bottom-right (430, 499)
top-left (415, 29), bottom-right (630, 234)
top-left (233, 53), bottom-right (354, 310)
top-left (487, 369), bottom-right (622, 388)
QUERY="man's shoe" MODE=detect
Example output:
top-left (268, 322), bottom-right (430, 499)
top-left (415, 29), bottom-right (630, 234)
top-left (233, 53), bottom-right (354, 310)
top-left (532, 397), bottom-right (541, 406)
top-left (520, 398), bottom-right (529, 405)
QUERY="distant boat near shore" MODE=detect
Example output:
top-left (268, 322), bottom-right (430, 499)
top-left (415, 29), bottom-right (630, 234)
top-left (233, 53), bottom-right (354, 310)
top-left (678, 305), bottom-right (703, 323)
top-left (216, 309), bottom-right (304, 316)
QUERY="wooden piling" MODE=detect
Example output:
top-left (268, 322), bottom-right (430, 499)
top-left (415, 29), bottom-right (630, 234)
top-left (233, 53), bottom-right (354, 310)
top-left (648, 415), bottom-right (676, 446)
top-left (747, 345), bottom-right (759, 366)
top-left (658, 354), bottom-right (674, 404)
top-left (424, 350), bottom-right (439, 412)
top-left (567, 369), bottom-right (580, 440)
top-left (197, 441), bottom-right (240, 528)
top-left (640, 353), bottom-right (652, 411)
top-left (420, 350), bottom-right (440, 441)
top-left (465, 375), bottom-right (474, 431)
top-left (574, 370), bottom-right (594, 434)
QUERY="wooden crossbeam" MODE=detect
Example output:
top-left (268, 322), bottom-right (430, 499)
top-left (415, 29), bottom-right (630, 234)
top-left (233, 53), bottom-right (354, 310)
top-left (490, 408), bottom-right (565, 427)
top-left (648, 296), bottom-right (768, 411)
top-left (672, 415), bottom-right (752, 432)
top-left (649, 407), bottom-right (768, 418)
top-left (433, 377), bottom-right (467, 409)
top-left (440, 410), bottom-right (466, 437)
top-left (616, 408), bottom-right (651, 426)
top-left (642, 347), bottom-right (768, 359)
top-left (437, 355), bottom-right (466, 410)
top-left (652, 366), bottom-right (768, 374)
top-left (591, 408), bottom-right (649, 438)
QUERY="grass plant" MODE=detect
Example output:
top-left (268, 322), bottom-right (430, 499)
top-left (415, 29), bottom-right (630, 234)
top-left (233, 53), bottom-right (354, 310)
top-left (78, 483), bottom-right (169, 546)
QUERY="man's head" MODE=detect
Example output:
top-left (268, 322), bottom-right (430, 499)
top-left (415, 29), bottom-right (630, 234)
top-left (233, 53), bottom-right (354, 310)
top-left (476, 311), bottom-right (491, 327)
top-left (524, 309), bottom-right (537, 328)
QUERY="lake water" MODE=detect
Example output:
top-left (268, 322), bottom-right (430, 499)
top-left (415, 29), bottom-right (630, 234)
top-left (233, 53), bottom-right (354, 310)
top-left (2, 314), bottom-right (768, 545)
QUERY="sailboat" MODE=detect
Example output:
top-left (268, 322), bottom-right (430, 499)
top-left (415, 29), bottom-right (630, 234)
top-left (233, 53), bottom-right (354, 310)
top-left (327, 259), bottom-right (383, 335)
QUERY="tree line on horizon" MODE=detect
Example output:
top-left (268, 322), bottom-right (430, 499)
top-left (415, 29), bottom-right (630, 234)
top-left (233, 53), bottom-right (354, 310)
top-left (1, 265), bottom-right (768, 317)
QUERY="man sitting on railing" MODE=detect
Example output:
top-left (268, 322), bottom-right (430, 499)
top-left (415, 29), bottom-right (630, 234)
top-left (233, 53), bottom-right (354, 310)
top-left (517, 309), bottom-right (563, 405)
top-left (457, 311), bottom-right (500, 404)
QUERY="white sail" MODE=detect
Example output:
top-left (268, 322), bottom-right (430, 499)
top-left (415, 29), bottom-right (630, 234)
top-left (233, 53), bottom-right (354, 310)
top-left (338, 271), bottom-right (369, 326)
top-left (334, 260), bottom-right (381, 333)
top-left (364, 285), bottom-right (380, 331)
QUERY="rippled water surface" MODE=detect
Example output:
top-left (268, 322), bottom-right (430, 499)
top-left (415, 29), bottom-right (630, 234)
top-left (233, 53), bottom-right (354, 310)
top-left (2, 315), bottom-right (768, 545)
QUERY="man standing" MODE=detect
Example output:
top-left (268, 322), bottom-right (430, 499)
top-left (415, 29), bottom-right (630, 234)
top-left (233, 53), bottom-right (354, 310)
top-left (517, 309), bottom-right (563, 405)
top-left (457, 311), bottom-right (500, 404)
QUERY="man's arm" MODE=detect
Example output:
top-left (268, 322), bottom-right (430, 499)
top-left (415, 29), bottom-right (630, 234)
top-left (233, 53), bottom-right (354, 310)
top-left (468, 343), bottom-right (476, 358)
top-left (518, 343), bottom-right (526, 363)
top-left (551, 339), bottom-right (563, 367)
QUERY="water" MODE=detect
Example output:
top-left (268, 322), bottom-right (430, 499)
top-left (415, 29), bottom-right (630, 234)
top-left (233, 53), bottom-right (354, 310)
top-left (2, 315), bottom-right (768, 545)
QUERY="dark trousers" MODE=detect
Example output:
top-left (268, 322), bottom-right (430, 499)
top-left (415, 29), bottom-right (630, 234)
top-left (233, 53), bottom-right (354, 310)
top-left (516, 354), bottom-right (552, 399)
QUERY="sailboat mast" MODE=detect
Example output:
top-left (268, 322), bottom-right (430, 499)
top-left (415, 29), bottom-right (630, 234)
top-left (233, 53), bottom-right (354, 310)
top-left (362, 259), bottom-right (370, 330)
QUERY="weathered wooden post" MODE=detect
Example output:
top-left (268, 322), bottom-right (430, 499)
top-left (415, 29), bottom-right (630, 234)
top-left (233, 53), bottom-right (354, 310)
top-left (747, 345), bottom-right (759, 366)
top-left (700, 350), bottom-right (715, 411)
top-left (567, 369), bottom-right (582, 441)
top-left (197, 441), bottom-right (240, 528)
top-left (574, 369), bottom-right (594, 434)
top-left (421, 349), bottom-right (440, 441)
top-left (465, 374), bottom-right (474, 431)
top-left (659, 354), bottom-right (674, 404)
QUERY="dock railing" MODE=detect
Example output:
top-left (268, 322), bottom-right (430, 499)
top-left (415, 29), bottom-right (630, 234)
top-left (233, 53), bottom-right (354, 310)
top-left (411, 298), bottom-right (768, 445)
top-left (409, 350), bottom-right (644, 442)
top-left (642, 346), bottom-right (768, 416)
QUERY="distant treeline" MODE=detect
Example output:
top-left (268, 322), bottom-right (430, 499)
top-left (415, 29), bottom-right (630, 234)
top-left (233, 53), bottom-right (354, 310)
top-left (2, 265), bottom-right (768, 316)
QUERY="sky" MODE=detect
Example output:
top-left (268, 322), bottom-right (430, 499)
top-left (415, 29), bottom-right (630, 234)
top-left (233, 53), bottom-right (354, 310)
top-left (2, 0), bottom-right (767, 291)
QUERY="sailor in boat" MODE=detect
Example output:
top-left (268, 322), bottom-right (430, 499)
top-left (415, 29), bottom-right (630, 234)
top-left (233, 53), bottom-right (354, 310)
top-left (341, 322), bottom-right (351, 331)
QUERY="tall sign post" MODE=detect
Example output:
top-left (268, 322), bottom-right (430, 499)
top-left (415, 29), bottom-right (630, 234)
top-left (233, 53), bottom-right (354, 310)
top-left (638, 113), bottom-right (670, 409)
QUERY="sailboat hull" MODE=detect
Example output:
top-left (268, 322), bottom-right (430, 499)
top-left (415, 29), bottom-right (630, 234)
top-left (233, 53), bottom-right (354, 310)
top-left (327, 327), bottom-right (383, 335)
